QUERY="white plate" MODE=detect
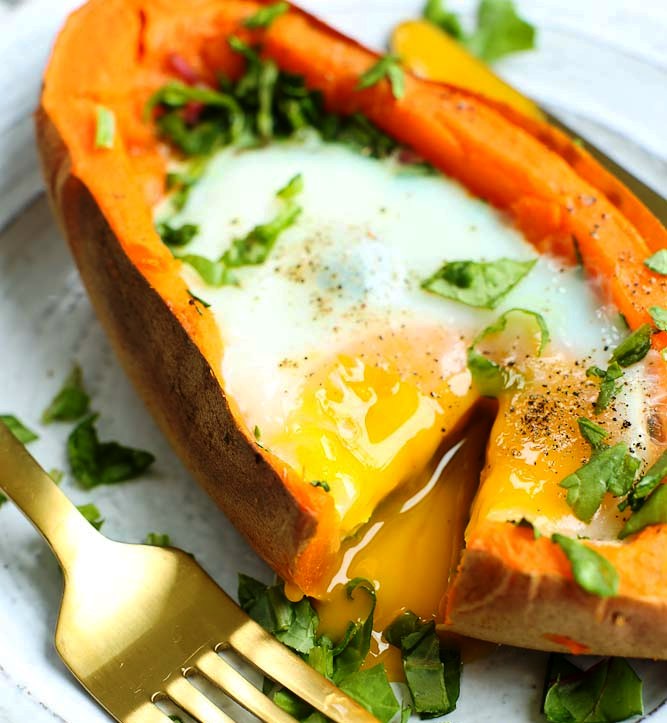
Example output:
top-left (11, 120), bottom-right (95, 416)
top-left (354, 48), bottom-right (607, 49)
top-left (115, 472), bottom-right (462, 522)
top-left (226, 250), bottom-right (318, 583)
top-left (1, 1), bottom-right (666, 721)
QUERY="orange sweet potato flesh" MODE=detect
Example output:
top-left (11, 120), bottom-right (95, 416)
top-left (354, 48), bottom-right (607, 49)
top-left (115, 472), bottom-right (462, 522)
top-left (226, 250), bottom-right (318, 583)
top-left (38, 0), bottom-right (667, 651)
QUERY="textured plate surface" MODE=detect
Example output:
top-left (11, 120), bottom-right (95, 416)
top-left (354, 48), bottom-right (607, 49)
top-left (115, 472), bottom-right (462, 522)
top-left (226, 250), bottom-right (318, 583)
top-left (0, 1), bottom-right (666, 721)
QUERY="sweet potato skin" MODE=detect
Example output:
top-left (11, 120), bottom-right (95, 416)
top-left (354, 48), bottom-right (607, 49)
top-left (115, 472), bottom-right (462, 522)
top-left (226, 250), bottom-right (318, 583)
top-left (35, 106), bottom-right (324, 585)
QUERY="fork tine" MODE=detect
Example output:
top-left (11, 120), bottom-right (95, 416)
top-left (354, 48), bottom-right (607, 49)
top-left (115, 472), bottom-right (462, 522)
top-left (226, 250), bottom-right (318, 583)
top-left (165, 676), bottom-right (235, 723)
top-left (228, 620), bottom-right (379, 723)
top-left (196, 649), bottom-right (297, 723)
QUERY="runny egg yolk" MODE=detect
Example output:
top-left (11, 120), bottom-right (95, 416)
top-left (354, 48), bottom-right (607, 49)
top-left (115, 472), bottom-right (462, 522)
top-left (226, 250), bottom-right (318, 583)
top-left (266, 327), bottom-right (477, 536)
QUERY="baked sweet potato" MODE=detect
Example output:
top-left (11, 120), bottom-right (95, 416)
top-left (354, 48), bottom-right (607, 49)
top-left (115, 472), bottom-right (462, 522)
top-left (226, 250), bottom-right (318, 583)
top-left (37, 0), bottom-right (667, 658)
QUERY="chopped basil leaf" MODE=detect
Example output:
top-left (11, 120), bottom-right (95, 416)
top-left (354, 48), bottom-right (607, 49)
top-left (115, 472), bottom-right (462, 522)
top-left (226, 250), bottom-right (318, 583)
top-left (42, 365), bottom-right (90, 424)
top-left (95, 105), bottom-right (115, 149)
top-left (543, 655), bottom-right (643, 723)
top-left (244, 1), bottom-right (289, 29)
top-left (167, 161), bottom-right (206, 211)
top-left (339, 665), bottom-right (400, 723)
top-left (610, 323), bottom-right (652, 367)
top-left (0, 415), bottom-right (38, 444)
top-left (386, 610), bottom-right (460, 717)
top-left (467, 308), bottom-right (549, 396)
top-left (577, 417), bottom-right (607, 450)
top-left (589, 362), bottom-right (623, 414)
top-left (180, 254), bottom-right (237, 286)
top-left (560, 443), bottom-right (639, 522)
top-left (223, 203), bottom-right (301, 267)
top-left (67, 414), bottom-right (155, 489)
top-left (186, 289), bottom-right (211, 316)
top-left (357, 55), bottom-right (405, 100)
top-left (649, 306), bottom-right (667, 331)
top-left (624, 449), bottom-right (667, 511)
top-left (465, 0), bottom-right (536, 63)
top-left (333, 578), bottom-right (377, 682)
top-left (49, 468), bottom-right (64, 484)
top-left (551, 534), bottom-right (619, 597)
top-left (620, 483), bottom-right (667, 539)
top-left (145, 532), bottom-right (171, 546)
top-left (277, 173), bottom-right (304, 200)
top-left (77, 503), bottom-right (104, 531)
top-left (645, 250), bottom-right (667, 276)
top-left (157, 221), bottom-right (199, 247)
top-left (421, 257), bottom-right (536, 309)
top-left (310, 480), bottom-right (331, 492)
top-left (423, 0), bottom-right (465, 39)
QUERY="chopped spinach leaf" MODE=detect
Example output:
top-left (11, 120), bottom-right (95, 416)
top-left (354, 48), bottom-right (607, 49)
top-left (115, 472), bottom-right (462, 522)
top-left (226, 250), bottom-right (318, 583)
top-left (422, 257), bottom-right (535, 309)
top-left (386, 610), bottom-right (460, 717)
top-left (244, 1), bottom-right (289, 29)
top-left (95, 105), bottom-right (115, 149)
top-left (0, 415), bottom-right (38, 444)
top-left (543, 655), bottom-right (643, 723)
top-left (180, 254), bottom-right (237, 286)
top-left (624, 449), bottom-right (667, 511)
top-left (552, 534), bottom-right (619, 597)
top-left (610, 323), bottom-right (652, 367)
top-left (145, 532), bottom-right (171, 546)
top-left (332, 578), bottom-right (377, 683)
top-left (467, 308), bottom-right (549, 396)
top-left (42, 365), bottom-right (90, 424)
top-left (67, 414), bottom-right (155, 489)
top-left (157, 221), bottom-right (199, 247)
top-left (645, 249), bottom-right (667, 276)
top-left (77, 503), bottom-right (104, 531)
top-left (339, 665), bottom-right (400, 723)
top-left (649, 306), bottom-right (667, 331)
top-left (357, 54), bottom-right (405, 100)
top-left (577, 417), bottom-right (607, 450)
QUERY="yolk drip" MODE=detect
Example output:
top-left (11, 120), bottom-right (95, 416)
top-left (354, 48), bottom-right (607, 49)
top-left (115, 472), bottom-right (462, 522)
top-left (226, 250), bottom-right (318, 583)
top-left (313, 414), bottom-right (493, 679)
top-left (268, 329), bottom-right (477, 536)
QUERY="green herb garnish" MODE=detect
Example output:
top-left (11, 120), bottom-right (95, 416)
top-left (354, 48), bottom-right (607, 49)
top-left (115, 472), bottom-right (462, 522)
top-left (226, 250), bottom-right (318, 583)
top-left (77, 503), bottom-right (104, 531)
top-left (145, 532), bottom-right (172, 546)
top-left (610, 323), bottom-right (652, 367)
top-left (385, 610), bottom-right (460, 717)
top-left (42, 365), bottom-right (90, 424)
top-left (186, 289), bottom-right (211, 315)
top-left (649, 306), bottom-right (667, 331)
top-left (623, 449), bottom-right (667, 512)
top-left (277, 173), bottom-right (304, 200)
top-left (238, 574), bottom-right (400, 721)
top-left (157, 221), bottom-right (199, 247)
top-left (467, 308), bottom-right (549, 396)
top-left (559, 443), bottom-right (639, 522)
top-left (95, 105), bottom-right (115, 149)
top-left (577, 417), bottom-right (607, 450)
top-left (0, 415), bottom-right (38, 444)
top-left (67, 414), bottom-right (155, 489)
top-left (619, 483), bottom-right (667, 539)
top-left (180, 254), bottom-right (238, 287)
top-left (244, 1), bottom-right (289, 29)
top-left (310, 480), bottom-right (331, 492)
top-left (512, 517), bottom-right (541, 538)
top-left (543, 654), bottom-right (643, 723)
top-left (587, 362), bottom-right (623, 414)
top-left (551, 534), bottom-right (619, 597)
top-left (644, 249), bottom-right (667, 276)
top-left (422, 257), bottom-right (535, 309)
top-left (423, 0), bottom-right (536, 63)
top-left (49, 468), bottom-right (64, 484)
top-left (357, 55), bottom-right (405, 100)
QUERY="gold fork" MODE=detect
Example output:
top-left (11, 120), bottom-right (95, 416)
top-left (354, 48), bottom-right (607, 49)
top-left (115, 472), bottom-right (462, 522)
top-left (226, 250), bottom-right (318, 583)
top-left (0, 421), bottom-right (378, 723)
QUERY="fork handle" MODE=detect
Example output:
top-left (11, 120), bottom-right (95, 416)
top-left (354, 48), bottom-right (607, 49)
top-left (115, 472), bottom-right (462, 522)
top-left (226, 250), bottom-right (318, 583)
top-left (0, 421), bottom-right (101, 572)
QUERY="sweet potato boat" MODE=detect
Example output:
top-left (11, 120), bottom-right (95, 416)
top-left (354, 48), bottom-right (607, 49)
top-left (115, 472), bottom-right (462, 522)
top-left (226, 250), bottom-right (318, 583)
top-left (37, 0), bottom-right (667, 657)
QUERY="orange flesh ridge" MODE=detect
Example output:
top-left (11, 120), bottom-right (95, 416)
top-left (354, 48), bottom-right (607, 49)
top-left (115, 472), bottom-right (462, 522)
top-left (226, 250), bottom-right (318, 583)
top-left (42, 0), bottom-right (667, 625)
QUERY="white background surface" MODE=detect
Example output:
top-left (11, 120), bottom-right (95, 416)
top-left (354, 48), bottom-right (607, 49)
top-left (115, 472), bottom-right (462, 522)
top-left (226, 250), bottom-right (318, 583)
top-left (0, 1), bottom-right (666, 722)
